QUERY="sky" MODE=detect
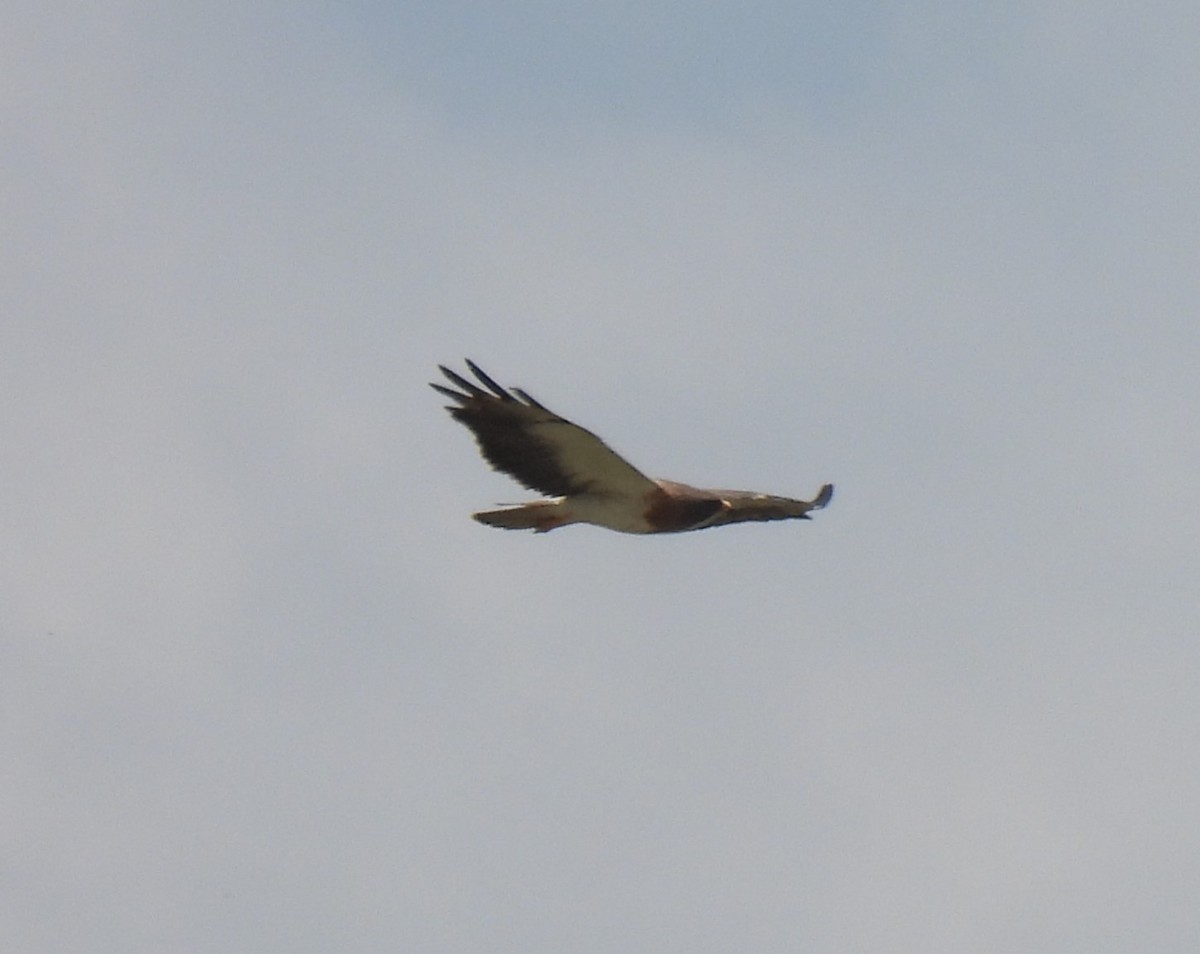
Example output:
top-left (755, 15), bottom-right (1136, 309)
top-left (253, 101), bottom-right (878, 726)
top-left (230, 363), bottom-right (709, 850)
top-left (4, 1), bottom-right (1199, 951)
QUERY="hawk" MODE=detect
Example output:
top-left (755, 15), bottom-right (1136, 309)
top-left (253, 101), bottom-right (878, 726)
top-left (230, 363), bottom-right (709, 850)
top-left (431, 360), bottom-right (833, 534)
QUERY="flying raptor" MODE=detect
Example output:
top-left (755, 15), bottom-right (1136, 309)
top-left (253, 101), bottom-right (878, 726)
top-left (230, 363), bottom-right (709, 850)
top-left (431, 360), bottom-right (833, 534)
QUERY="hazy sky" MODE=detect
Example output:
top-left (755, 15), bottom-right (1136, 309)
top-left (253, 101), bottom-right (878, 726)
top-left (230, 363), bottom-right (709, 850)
top-left (5, 2), bottom-right (1199, 951)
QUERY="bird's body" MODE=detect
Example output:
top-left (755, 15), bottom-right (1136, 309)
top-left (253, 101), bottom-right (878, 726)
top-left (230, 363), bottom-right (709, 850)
top-left (431, 361), bottom-right (833, 534)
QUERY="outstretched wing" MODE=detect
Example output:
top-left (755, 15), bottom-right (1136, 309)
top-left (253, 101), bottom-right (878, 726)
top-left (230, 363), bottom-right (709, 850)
top-left (431, 360), bottom-right (655, 498)
top-left (703, 483), bottom-right (835, 527)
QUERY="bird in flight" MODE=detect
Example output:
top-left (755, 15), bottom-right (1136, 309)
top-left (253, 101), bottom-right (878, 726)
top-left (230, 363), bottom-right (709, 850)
top-left (431, 360), bottom-right (833, 534)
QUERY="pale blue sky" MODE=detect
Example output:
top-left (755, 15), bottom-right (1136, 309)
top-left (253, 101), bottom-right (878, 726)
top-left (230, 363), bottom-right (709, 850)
top-left (4, 2), bottom-right (1199, 951)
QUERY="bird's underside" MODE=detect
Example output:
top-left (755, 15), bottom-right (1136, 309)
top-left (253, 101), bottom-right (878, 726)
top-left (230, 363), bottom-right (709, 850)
top-left (431, 360), bottom-right (833, 534)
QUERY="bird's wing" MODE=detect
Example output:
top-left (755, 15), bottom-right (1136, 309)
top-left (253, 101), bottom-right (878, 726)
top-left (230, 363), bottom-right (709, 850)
top-left (431, 361), bottom-right (656, 499)
top-left (703, 483), bottom-right (834, 526)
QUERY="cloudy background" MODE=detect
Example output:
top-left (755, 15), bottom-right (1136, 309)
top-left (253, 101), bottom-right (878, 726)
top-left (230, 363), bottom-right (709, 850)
top-left (4, 2), bottom-right (1198, 951)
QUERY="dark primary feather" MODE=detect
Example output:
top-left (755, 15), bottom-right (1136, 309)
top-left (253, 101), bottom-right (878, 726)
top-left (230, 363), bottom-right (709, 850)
top-left (459, 360), bottom-right (511, 401)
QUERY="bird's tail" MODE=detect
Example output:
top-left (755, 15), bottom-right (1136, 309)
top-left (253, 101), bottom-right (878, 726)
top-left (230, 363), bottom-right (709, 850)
top-left (472, 501), bottom-right (570, 532)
